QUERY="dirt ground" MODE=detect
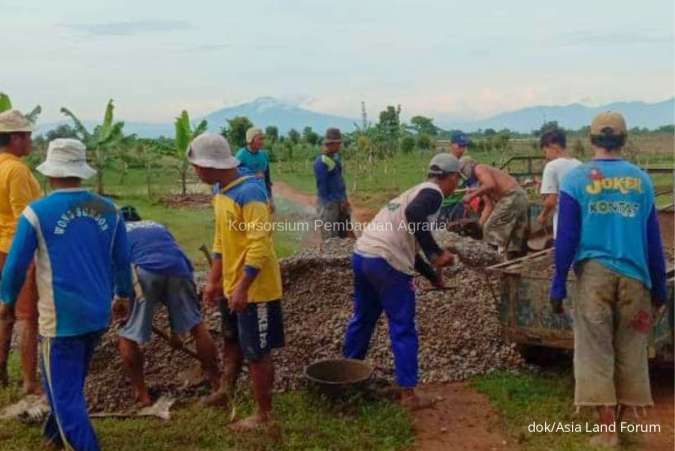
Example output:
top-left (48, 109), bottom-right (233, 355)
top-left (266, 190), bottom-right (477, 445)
top-left (640, 368), bottom-right (674, 451)
top-left (413, 383), bottom-right (512, 451)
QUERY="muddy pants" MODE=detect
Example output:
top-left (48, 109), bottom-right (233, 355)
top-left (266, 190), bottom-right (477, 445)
top-left (483, 188), bottom-right (528, 253)
top-left (573, 260), bottom-right (653, 407)
top-left (317, 201), bottom-right (352, 239)
top-left (343, 253), bottom-right (418, 388)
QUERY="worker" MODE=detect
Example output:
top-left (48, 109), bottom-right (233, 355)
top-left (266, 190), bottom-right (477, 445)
top-left (313, 127), bottom-right (352, 239)
top-left (459, 157), bottom-right (528, 258)
top-left (343, 153), bottom-right (458, 410)
top-left (439, 131), bottom-right (472, 222)
top-left (551, 112), bottom-right (667, 448)
top-left (235, 127), bottom-right (274, 211)
top-left (189, 133), bottom-right (284, 431)
top-left (117, 205), bottom-right (221, 407)
top-left (537, 128), bottom-right (581, 237)
top-left (0, 110), bottom-right (42, 395)
top-left (0, 138), bottom-right (133, 451)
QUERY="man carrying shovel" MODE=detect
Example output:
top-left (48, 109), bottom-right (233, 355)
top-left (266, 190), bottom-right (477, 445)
top-left (0, 138), bottom-right (132, 451)
top-left (343, 153), bottom-right (459, 410)
top-left (189, 133), bottom-right (284, 431)
top-left (116, 205), bottom-right (221, 407)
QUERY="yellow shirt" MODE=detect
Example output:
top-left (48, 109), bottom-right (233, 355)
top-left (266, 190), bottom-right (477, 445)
top-left (212, 176), bottom-right (282, 303)
top-left (0, 153), bottom-right (42, 253)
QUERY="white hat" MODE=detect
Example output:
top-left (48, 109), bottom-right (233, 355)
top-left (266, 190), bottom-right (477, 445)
top-left (246, 127), bottom-right (263, 144)
top-left (186, 133), bottom-right (239, 169)
top-left (36, 139), bottom-right (96, 179)
top-left (0, 110), bottom-right (32, 133)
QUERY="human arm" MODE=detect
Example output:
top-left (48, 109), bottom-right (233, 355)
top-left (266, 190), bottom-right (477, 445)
top-left (645, 206), bottom-right (668, 305)
top-left (478, 196), bottom-right (493, 226)
top-left (414, 255), bottom-right (441, 286)
top-left (463, 166), bottom-right (496, 203)
top-left (550, 191), bottom-right (581, 311)
top-left (313, 158), bottom-right (332, 202)
top-left (404, 188), bottom-right (455, 268)
top-left (537, 194), bottom-right (558, 226)
top-left (0, 215), bottom-right (38, 308)
top-left (204, 210), bottom-right (225, 306)
top-left (111, 215), bottom-right (133, 321)
top-left (8, 167), bottom-right (38, 218)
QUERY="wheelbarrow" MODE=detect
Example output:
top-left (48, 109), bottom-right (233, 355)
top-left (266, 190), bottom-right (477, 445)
top-left (304, 359), bottom-right (373, 397)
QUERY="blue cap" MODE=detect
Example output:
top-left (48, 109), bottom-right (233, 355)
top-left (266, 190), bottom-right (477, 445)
top-left (451, 131), bottom-right (470, 146)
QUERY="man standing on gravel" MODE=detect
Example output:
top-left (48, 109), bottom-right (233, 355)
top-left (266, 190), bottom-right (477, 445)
top-left (459, 157), bottom-right (528, 258)
top-left (117, 205), bottom-right (221, 407)
top-left (0, 110), bottom-right (42, 395)
top-left (0, 138), bottom-right (133, 450)
top-left (235, 127), bottom-right (274, 211)
top-left (537, 128), bottom-right (581, 237)
top-left (189, 133), bottom-right (284, 431)
top-left (551, 112), bottom-right (667, 448)
top-left (313, 128), bottom-right (352, 239)
top-left (343, 153), bottom-right (458, 410)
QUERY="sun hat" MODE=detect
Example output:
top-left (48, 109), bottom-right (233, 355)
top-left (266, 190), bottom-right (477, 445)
top-left (324, 128), bottom-right (342, 144)
top-left (0, 110), bottom-right (32, 133)
top-left (428, 153), bottom-right (460, 176)
top-left (245, 127), bottom-right (263, 144)
top-left (186, 133), bottom-right (239, 169)
top-left (36, 139), bottom-right (96, 179)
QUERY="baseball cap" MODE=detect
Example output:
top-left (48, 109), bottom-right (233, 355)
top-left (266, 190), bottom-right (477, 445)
top-left (428, 153), bottom-right (460, 176)
top-left (591, 111), bottom-right (627, 137)
top-left (451, 131), bottom-right (470, 146)
top-left (186, 133), bottom-right (239, 169)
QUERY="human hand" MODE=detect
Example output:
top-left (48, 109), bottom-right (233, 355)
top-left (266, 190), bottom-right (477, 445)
top-left (112, 297), bottom-right (130, 323)
top-left (229, 283), bottom-right (248, 313)
top-left (432, 273), bottom-right (445, 289)
top-left (432, 250), bottom-right (455, 268)
top-left (536, 214), bottom-right (547, 226)
top-left (203, 281), bottom-right (223, 307)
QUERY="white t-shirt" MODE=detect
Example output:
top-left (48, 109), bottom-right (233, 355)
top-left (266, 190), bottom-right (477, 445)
top-left (540, 157), bottom-right (582, 237)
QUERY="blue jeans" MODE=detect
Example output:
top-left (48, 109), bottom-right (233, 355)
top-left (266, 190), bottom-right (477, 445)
top-left (343, 253), bottom-right (418, 388)
top-left (40, 330), bottom-right (103, 451)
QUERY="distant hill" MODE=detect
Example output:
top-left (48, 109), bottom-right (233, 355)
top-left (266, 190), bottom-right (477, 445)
top-left (35, 97), bottom-right (673, 138)
top-left (439, 98), bottom-right (674, 133)
top-left (201, 97), bottom-right (356, 135)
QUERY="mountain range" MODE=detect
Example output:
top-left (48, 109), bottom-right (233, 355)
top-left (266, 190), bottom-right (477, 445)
top-left (35, 96), bottom-right (674, 138)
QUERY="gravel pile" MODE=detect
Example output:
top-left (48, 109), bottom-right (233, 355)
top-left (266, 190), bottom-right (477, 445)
top-left (84, 236), bottom-right (522, 413)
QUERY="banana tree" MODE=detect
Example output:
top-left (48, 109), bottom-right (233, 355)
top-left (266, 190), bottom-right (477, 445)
top-left (60, 99), bottom-right (124, 194)
top-left (0, 92), bottom-right (42, 122)
top-left (175, 111), bottom-right (207, 196)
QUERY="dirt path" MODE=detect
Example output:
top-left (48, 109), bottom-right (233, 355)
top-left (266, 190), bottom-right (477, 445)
top-left (273, 180), bottom-right (376, 223)
top-left (413, 383), bottom-right (513, 451)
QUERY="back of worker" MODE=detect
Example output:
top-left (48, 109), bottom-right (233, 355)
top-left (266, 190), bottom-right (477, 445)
top-left (125, 219), bottom-right (193, 279)
top-left (2, 190), bottom-right (131, 337)
top-left (356, 181), bottom-right (442, 275)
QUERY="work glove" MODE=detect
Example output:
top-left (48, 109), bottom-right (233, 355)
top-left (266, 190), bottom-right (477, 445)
top-left (550, 297), bottom-right (564, 315)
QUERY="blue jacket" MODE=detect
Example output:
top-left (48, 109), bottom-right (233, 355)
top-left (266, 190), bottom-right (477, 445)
top-left (551, 159), bottom-right (667, 303)
top-left (126, 220), bottom-right (193, 279)
top-left (313, 153), bottom-right (347, 204)
top-left (0, 189), bottom-right (133, 337)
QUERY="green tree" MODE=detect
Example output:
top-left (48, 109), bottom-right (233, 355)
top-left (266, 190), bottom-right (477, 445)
top-left (534, 121), bottom-right (560, 136)
top-left (400, 135), bottom-right (415, 153)
top-left (417, 133), bottom-right (432, 150)
top-left (45, 124), bottom-right (79, 141)
top-left (174, 110), bottom-right (208, 196)
top-left (265, 125), bottom-right (279, 144)
top-left (288, 128), bottom-right (300, 144)
top-left (0, 92), bottom-right (41, 121)
top-left (302, 126), bottom-right (319, 145)
top-left (60, 99), bottom-right (124, 195)
top-left (410, 115), bottom-right (437, 136)
top-left (221, 116), bottom-right (252, 149)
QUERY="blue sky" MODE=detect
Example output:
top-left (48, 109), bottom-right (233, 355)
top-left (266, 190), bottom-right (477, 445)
top-left (1, 0), bottom-right (673, 123)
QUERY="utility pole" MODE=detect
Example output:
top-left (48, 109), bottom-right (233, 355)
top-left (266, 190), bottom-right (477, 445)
top-left (361, 101), bottom-right (368, 130)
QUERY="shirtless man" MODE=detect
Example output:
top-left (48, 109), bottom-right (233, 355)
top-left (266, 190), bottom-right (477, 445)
top-left (459, 157), bottom-right (528, 258)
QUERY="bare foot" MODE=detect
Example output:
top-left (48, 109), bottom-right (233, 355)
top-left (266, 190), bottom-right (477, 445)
top-left (399, 393), bottom-right (436, 411)
top-left (588, 432), bottom-right (619, 448)
top-left (229, 414), bottom-right (270, 432)
top-left (136, 392), bottom-right (154, 408)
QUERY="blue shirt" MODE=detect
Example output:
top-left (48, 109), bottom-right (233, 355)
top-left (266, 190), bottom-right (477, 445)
top-left (313, 153), bottom-right (347, 204)
top-left (235, 147), bottom-right (272, 196)
top-left (551, 159), bottom-right (667, 303)
top-left (0, 189), bottom-right (133, 337)
top-left (126, 220), bottom-right (193, 279)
